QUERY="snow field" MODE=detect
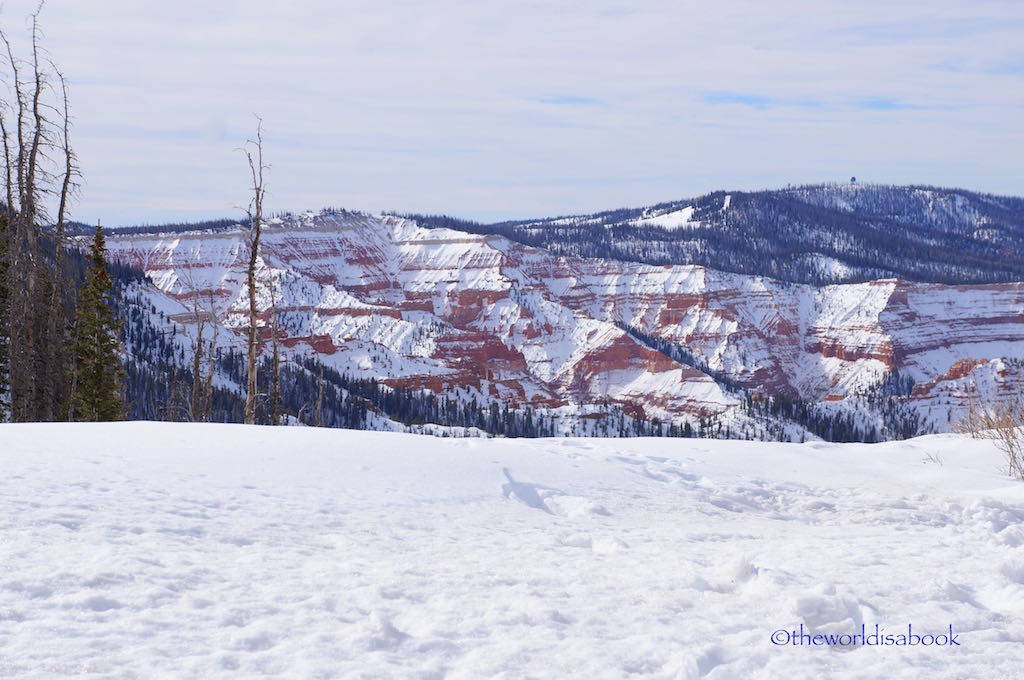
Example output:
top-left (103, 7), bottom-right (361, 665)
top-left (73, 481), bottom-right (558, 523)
top-left (1, 423), bottom-right (1023, 678)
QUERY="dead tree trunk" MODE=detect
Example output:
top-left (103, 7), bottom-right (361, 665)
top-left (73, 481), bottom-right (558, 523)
top-left (0, 112), bottom-right (10, 421)
top-left (1, 8), bottom-right (78, 422)
top-left (242, 118), bottom-right (266, 425)
top-left (2, 26), bottom-right (32, 422)
top-left (203, 293), bottom-right (218, 423)
top-left (315, 359), bottom-right (324, 428)
top-left (43, 71), bottom-right (76, 420)
top-left (269, 276), bottom-right (280, 425)
top-left (21, 13), bottom-right (47, 420)
top-left (183, 265), bottom-right (206, 421)
top-left (190, 311), bottom-right (205, 421)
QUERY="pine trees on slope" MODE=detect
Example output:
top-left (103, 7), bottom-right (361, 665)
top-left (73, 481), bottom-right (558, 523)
top-left (69, 224), bottom-right (124, 421)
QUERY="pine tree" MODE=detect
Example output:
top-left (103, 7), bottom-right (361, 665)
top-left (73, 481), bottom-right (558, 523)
top-left (69, 223), bottom-right (124, 421)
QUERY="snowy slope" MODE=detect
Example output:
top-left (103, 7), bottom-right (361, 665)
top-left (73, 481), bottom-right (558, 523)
top-left (632, 205), bottom-right (697, 230)
top-left (101, 212), bottom-right (1024, 437)
top-left (2, 423), bottom-right (1023, 678)
top-left (103, 214), bottom-right (740, 430)
top-left (445, 184), bottom-right (1024, 286)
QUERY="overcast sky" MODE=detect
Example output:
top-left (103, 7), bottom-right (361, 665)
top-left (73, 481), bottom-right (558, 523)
top-left (1, 0), bottom-right (1022, 226)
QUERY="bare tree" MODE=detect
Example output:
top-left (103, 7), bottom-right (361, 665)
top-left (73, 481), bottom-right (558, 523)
top-left (203, 292), bottom-right (218, 423)
top-left (958, 379), bottom-right (1024, 481)
top-left (269, 274), bottom-right (280, 425)
top-left (1, 5), bottom-right (79, 422)
top-left (185, 267), bottom-right (206, 422)
top-left (315, 357), bottom-right (324, 427)
top-left (43, 69), bottom-right (78, 420)
top-left (2, 20), bottom-right (38, 421)
top-left (241, 117), bottom-right (266, 425)
top-left (178, 262), bottom-right (226, 423)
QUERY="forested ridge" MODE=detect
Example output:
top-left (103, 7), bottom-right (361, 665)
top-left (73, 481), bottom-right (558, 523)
top-left (405, 183), bottom-right (1024, 285)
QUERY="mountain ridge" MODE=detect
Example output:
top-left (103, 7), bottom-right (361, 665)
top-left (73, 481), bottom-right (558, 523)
top-left (403, 182), bottom-right (1024, 286)
top-left (98, 203), bottom-right (1024, 441)
top-left (105, 182), bottom-right (1024, 287)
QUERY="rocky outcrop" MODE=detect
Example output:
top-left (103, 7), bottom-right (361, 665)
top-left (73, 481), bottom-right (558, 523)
top-left (103, 211), bottom-right (1024, 430)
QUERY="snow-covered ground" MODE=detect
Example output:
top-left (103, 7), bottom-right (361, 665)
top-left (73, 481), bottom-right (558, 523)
top-left (2, 424), bottom-right (1023, 678)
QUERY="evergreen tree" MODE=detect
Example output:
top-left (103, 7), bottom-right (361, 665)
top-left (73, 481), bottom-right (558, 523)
top-left (70, 223), bottom-right (124, 421)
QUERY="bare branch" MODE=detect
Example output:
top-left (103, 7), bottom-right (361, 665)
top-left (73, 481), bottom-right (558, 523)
top-left (242, 116), bottom-right (267, 425)
top-left (53, 68), bottom-right (74, 238)
top-left (0, 108), bottom-right (13, 219)
top-left (1, 29), bottom-right (27, 202)
top-left (957, 377), bottom-right (1024, 481)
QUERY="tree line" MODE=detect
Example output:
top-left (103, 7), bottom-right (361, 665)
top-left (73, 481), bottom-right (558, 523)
top-left (0, 7), bottom-right (272, 427)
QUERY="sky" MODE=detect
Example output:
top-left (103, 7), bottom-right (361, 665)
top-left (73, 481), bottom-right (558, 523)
top-left (1, 0), bottom-right (1022, 226)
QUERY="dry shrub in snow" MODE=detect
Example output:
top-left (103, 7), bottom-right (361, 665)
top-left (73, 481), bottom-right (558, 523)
top-left (959, 382), bottom-right (1024, 481)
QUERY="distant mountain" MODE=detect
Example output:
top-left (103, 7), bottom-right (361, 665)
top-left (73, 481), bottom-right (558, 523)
top-left (99, 206), bottom-right (1024, 442)
top-left (405, 183), bottom-right (1024, 285)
